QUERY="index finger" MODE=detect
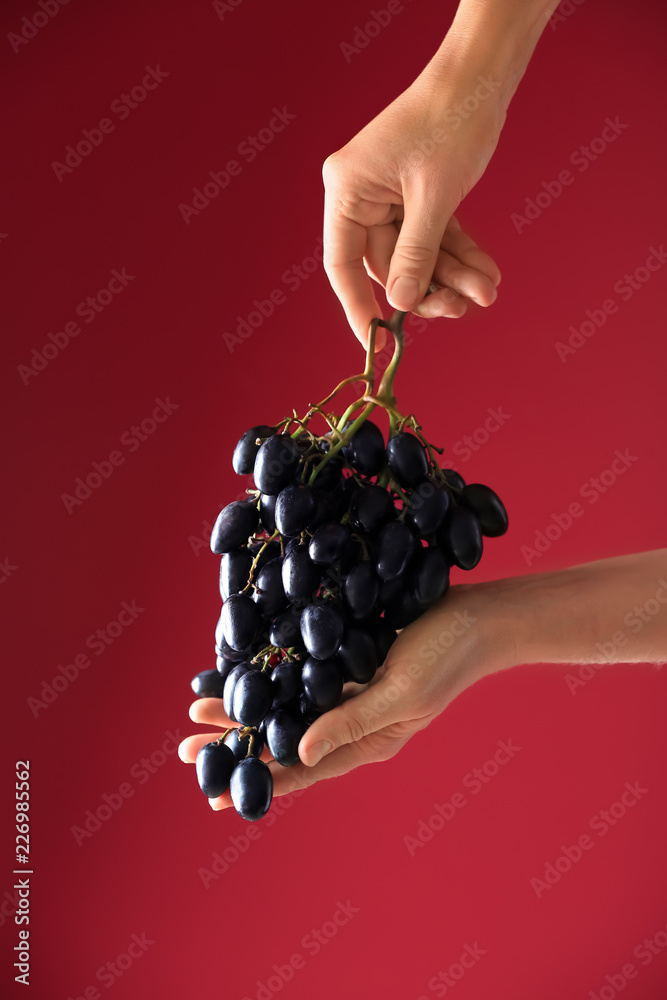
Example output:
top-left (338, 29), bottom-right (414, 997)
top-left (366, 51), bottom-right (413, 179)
top-left (322, 189), bottom-right (386, 351)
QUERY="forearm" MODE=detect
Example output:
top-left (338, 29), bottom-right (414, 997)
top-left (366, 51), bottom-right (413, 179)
top-left (481, 549), bottom-right (667, 667)
top-left (417, 0), bottom-right (555, 114)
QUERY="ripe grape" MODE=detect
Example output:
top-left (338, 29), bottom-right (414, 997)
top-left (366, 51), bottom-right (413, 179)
top-left (230, 757), bottom-right (273, 821)
top-left (233, 425), bottom-right (275, 475)
top-left (210, 500), bottom-right (259, 554)
top-left (300, 602), bottom-right (345, 660)
top-left (196, 741), bottom-right (236, 798)
top-left (386, 431), bottom-right (428, 487)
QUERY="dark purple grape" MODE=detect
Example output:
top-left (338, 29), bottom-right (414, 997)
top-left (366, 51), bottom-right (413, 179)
top-left (219, 548), bottom-right (252, 601)
top-left (458, 483), bottom-right (508, 537)
top-left (349, 485), bottom-right (393, 533)
top-left (382, 588), bottom-right (423, 629)
top-left (312, 453), bottom-right (344, 492)
top-left (210, 500), bottom-right (259, 554)
top-left (337, 628), bottom-right (378, 684)
top-left (225, 727), bottom-right (265, 762)
top-left (254, 435), bottom-right (300, 495)
top-left (275, 484), bottom-right (317, 536)
top-left (343, 561), bottom-right (380, 620)
top-left (308, 523), bottom-right (351, 566)
top-left (302, 656), bottom-right (344, 711)
top-left (196, 741), bottom-right (236, 798)
top-left (410, 546), bottom-right (450, 606)
top-left (442, 468), bottom-right (465, 491)
top-left (259, 493), bottom-right (277, 532)
top-left (438, 505), bottom-right (483, 570)
top-left (191, 669), bottom-right (225, 698)
top-left (223, 662), bottom-right (252, 721)
top-left (253, 558), bottom-right (287, 616)
top-left (271, 660), bottom-right (302, 709)
top-left (406, 479), bottom-right (451, 536)
top-left (298, 692), bottom-right (322, 723)
top-left (374, 521), bottom-right (417, 582)
top-left (222, 594), bottom-right (262, 650)
top-left (249, 538), bottom-right (282, 571)
top-left (270, 605), bottom-right (304, 650)
top-left (307, 490), bottom-right (338, 530)
top-left (233, 669), bottom-right (274, 728)
top-left (215, 626), bottom-right (251, 662)
top-left (366, 617), bottom-right (398, 663)
top-left (386, 432), bottom-right (428, 487)
top-left (230, 756), bottom-right (273, 821)
top-left (265, 709), bottom-right (307, 766)
top-left (343, 420), bottom-right (385, 476)
top-left (282, 545), bottom-right (321, 603)
top-left (300, 602), bottom-right (345, 660)
top-left (215, 656), bottom-right (236, 684)
top-left (233, 425), bottom-right (276, 476)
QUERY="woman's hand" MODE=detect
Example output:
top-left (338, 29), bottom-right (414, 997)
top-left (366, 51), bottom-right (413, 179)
top-left (178, 582), bottom-right (517, 810)
top-left (322, 71), bottom-right (505, 349)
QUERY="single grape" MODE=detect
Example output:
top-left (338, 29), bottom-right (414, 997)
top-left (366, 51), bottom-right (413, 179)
top-left (222, 593), bottom-right (262, 650)
top-left (298, 691), bottom-right (322, 724)
top-left (337, 628), bottom-right (378, 684)
top-left (343, 419), bottom-right (386, 476)
top-left (270, 605), bottom-right (304, 650)
top-left (191, 669), bottom-right (225, 698)
top-left (302, 656), bottom-right (344, 711)
top-left (458, 483), bottom-right (508, 537)
top-left (210, 500), bottom-right (259, 554)
top-left (265, 709), bottom-right (307, 766)
top-left (275, 483), bottom-right (317, 536)
top-left (232, 425), bottom-right (276, 475)
top-left (215, 627), bottom-right (251, 662)
top-left (223, 662), bottom-right (252, 722)
top-left (300, 602), bottom-right (345, 660)
top-left (196, 741), bottom-right (236, 798)
top-left (308, 523), bottom-right (351, 566)
top-left (282, 545), bottom-right (322, 603)
top-left (374, 521), bottom-right (417, 582)
top-left (230, 756), bottom-right (273, 821)
top-left (349, 484), bottom-right (393, 533)
top-left (254, 435), bottom-right (300, 495)
top-left (406, 478), bottom-right (451, 536)
top-left (442, 468), bottom-right (465, 491)
top-left (253, 557), bottom-right (287, 616)
top-left (259, 493), bottom-right (277, 532)
top-left (386, 432), bottom-right (428, 487)
top-left (219, 548), bottom-right (253, 601)
top-left (410, 546), bottom-right (450, 607)
top-left (215, 656), bottom-right (236, 684)
top-left (343, 561), bottom-right (380, 620)
top-left (438, 505), bottom-right (483, 570)
top-left (233, 669), bottom-right (274, 728)
top-left (271, 660), bottom-right (303, 709)
top-left (224, 728), bottom-right (265, 762)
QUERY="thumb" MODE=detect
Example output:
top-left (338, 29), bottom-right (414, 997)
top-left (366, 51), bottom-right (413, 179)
top-left (386, 188), bottom-right (450, 312)
top-left (298, 677), bottom-right (404, 767)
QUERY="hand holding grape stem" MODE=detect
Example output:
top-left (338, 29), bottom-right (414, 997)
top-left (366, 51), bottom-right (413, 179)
top-left (323, 0), bottom-right (558, 347)
top-left (179, 548), bottom-right (667, 810)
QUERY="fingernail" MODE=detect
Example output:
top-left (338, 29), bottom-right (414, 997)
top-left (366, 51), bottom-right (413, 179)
top-left (389, 276), bottom-right (420, 309)
top-left (307, 740), bottom-right (332, 766)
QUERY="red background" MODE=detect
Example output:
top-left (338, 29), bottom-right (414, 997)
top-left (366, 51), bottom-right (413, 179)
top-left (2, 0), bottom-right (667, 997)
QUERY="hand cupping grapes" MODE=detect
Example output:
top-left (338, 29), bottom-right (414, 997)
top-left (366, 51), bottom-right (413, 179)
top-left (186, 312), bottom-right (508, 821)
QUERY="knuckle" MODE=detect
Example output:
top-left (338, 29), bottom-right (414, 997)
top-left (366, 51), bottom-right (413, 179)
top-left (342, 713), bottom-right (369, 746)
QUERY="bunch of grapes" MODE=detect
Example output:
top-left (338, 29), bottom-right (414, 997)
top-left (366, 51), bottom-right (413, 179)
top-left (189, 310), bottom-right (508, 821)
